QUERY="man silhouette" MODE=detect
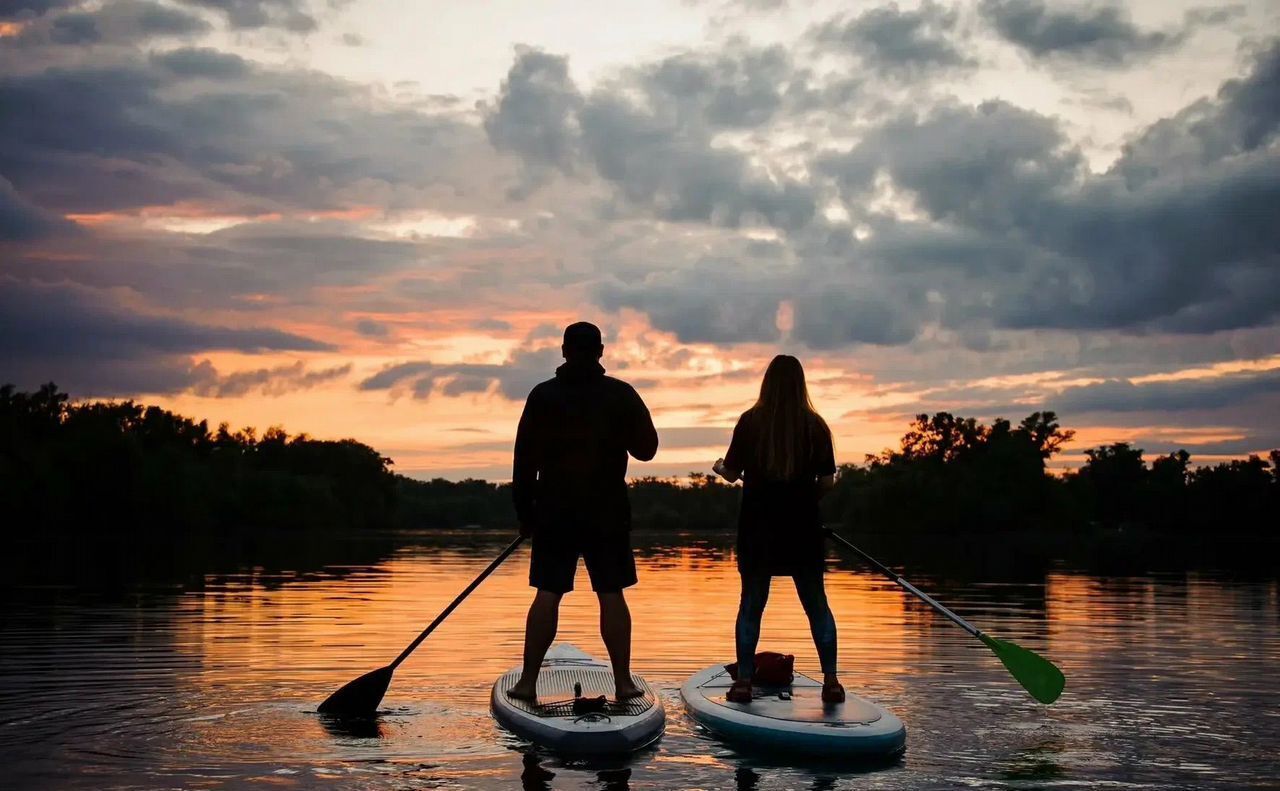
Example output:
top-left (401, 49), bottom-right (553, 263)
top-left (506, 321), bottom-right (659, 702)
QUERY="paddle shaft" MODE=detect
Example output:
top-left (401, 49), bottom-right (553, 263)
top-left (389, 535), bottom-right (525, 670)
top-left (822, 527), bottom-right (983, 640)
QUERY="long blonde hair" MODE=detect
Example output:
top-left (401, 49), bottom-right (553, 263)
top-left (750, 355), bottom-right (832, 480)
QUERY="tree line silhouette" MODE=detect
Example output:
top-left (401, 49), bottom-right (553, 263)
top-left (2, 383), bottom-right (394, 532)
top-left (3, 384), bottom-right (1276, 535)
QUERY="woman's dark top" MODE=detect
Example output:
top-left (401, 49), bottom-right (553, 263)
top-left (724, 409), bottom-right (836, 577)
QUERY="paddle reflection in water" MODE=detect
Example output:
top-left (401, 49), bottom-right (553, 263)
top-left (1, 530), bottom-right (1277, 789)
top-left (519, 750), bottom-right (638, 791)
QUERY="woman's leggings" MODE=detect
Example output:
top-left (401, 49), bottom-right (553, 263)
top-left (735, 569), bottom-right (838, 679)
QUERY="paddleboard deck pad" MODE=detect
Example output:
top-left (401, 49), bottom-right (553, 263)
top-left (491, 644), bottom-right (665, 754)
top-left (681, 663), bottom-right (905, 758)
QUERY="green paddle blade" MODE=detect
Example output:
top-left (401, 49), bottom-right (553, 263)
top-left (979, 634), bottom-right (1065, 704)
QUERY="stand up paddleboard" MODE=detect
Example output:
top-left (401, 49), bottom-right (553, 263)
top-left (682, 663), bottom-right (905, 758)
top-left (491, 644), bottom-right (665, 754)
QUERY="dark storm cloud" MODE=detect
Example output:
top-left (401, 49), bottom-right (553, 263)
top-left (177, 0), bottom-right (316, 32)
top-left (4, 221), bottom-right (426, 309)
top-left (0, 175), bottom-right (76, 241)
top-left (1184, 5), bottom-right (1247, 27)
top-left (14, 1), bottom-right (211, 47)
top-left (811, 1), bottom-right (974, 76)
top-left (151, 47), bottom-right (249, 79)
top-left (0, 0), bottom-right (72, 20)
top-left (1053, 369), bottom-right (1280, 414)
top-left (0, 279), bottom-right (332, 395)
top-left (0, 279), bottom-right (331, 357)
top-left (483, 48), bottom-right (582, 177)
top-left (591, 38), bottom-right (1280, 350)
top-left (188, 360), bottom-right (351, 397)
top-left (643, 42), bottom-right (799, 128)
top-left (595, 258), bottom-right (784, 344)
top-left (812, 41), bottom-right (1280, 340)
top-left (791, 287), bottom-right (925, 348)
top-left (1106, 432), bottom-right (1280, 458)
top-left (580, 92), bottom-right (817, 229)
top-left (360, 347), bottom-right (562, 401)
top-left (0, 53), bottom-right (480, 216)
top-left (978, 0), bottom-right (1194, 65)
top-left (485, 47), bottom-right (818, 231)
top-left (819, 100), bottom-right (1081, 231)
top-left (47, 11), bottom-right (94, 42)
top-left (1111, 41), bottom-right (1280, 187)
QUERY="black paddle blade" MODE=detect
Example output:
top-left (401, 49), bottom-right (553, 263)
top-left (318, 665), bottom-right (392, 716)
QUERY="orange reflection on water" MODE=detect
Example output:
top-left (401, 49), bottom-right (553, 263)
top-left (15, 534), bottom-right (1277, 787)
top-left (175, 541), bottom-right (915, 708)
top-left (164, 535), bottom-right (1280, 787)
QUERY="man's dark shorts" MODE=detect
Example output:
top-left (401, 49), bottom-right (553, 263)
top-left (530, 527), bottom-right (637, 594)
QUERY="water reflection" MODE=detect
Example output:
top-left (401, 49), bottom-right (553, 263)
top-left (1, 531), bottom-right (1277, 789)
top-left (999, 740), bottom-right (1064, 783)
top-left (319, 713), bottom-right (385, 739)
top-left (519, 749), bottom-right (641, 791)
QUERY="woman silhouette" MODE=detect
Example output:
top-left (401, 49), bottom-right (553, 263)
top-left (713, 354), bottom-right (844, 704)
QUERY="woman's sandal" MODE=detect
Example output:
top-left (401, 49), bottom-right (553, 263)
top-left (821, 679), bottom-right (845, 703)
top-left (726, 678), bottom-right (753, 704)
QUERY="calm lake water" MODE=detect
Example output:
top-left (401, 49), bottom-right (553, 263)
top-left (2, 531), bottom-right (1277, 790)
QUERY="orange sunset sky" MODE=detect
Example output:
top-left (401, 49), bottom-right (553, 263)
top-left (2, 0), bottom-right (1278, 480)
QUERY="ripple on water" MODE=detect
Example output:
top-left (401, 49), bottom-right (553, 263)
top-left (1, 536), bottom-right (1277, 789)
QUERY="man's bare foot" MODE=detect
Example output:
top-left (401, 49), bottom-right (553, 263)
top-left (507, 679), bottom-right (538, 702)
top-left (614, 678), bottom-right (645, 701)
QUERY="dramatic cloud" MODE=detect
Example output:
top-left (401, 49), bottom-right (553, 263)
top-left (0, 0), bottom-right (74, 20)
top-left (0, 279), bottom-right (331, 394)
top-left (483, 48), bottom-right (583, 189)
top-left (811, 1), bottom-right (974, 76)
top-left (642, 42), bottom-right (800, 129)
top-left (189, 360), bottom-right (351, 397)
top-left (177, 0), bottom-right (317, 32)
top-left (13, 1), bottom-right (212, 46)
top-left (979, 0), bottom-right (1188, 64)
top-left (580, 92), bottom-right (817, 230)
top-left (1052, 368), bottom-right (1280, 414)
top-left (360, 347), bottom-right (563, 401)
top-left (588, 38), bottom-right (1279, 352)
top-left (486, 47), bottom-right (818, 231)
top-left (1112, 41), bottom-right (1280, 186)
top-left (596, 257), bottom-right (787, 345)
top-left (0, 52), bottom-right (487, 217)
top-left (3, 220), bottom-right (430, 313)
top-left (151, 46), bottom-right (250, 78)
top-left (819, 47), bottom-right (1279, 334)
top-left (2, 0), bottom-right (1277, 476)
top-left (0, 175), bottom-right (76, 240)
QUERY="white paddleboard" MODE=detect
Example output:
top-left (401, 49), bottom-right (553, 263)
top-left (491, 644), bottom-right (665, 754)
top-left (681, 663), bottom-right (906, 758)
